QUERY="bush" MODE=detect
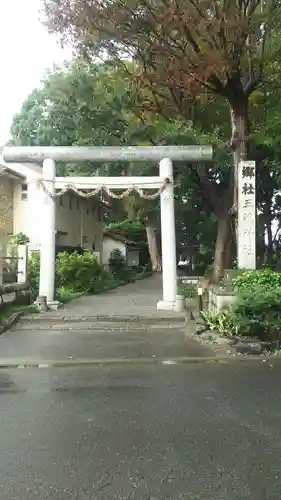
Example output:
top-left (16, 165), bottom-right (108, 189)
top-left (27, 251), bottom-right (41, 300)
top-left (108, 248), bottom-right (136, 281)
top-left (27, 249), bottom-right (151, 303)
top-left (109, 249), bottom-right (126, 274)
top-left (233, 287), bottom-right (281, 340)
top-left (200, 309), bottom-right (236, 336)
top-left (233, 268), bottom-right (281, 293)
top-left (56, 251), bottom-right (106, 293)
top-left (178, 282), bottom-right (197, 298)
top-left (9, 232), bottom-right (30, 245)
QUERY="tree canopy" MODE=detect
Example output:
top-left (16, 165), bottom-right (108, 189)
top-left (11, 10), bottom-right (281, 275)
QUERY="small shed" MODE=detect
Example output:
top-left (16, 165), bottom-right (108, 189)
top-left (102, 230), bottom-right (139, 268)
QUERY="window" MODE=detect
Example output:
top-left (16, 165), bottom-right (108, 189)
top-left (21, 183), bottom-right (28, 201)
top-left (86, 208), bottom-right (89, 215)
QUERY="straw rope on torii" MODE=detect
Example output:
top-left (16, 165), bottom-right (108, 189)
top-left (36, 177), bottom-right (170, 200)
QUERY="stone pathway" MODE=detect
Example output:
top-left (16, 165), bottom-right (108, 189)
top-left (28, 275), bottom-right (190, 321)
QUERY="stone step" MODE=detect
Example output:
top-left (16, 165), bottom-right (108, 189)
top-left (21, 313), bottom-right (188, 324)
top-left (17, 319), bottom-right (187, 331)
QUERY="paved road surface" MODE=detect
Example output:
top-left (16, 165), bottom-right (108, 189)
top-left (1, 360), bottom-right (281, 499)
top-left (0, 323), bottom-right (213, 363)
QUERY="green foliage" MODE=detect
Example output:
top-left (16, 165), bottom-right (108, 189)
top-left (56, 251), bottom-right (105, 293)
top-left (200, 310), bottom-right (236, 336)
top-left (105, 221), bottom-right (146, 246)
top-left (233, 287), bottom-right (281, 341)
top-left (9, 232), bottom-right (30, 245)
top-left (202, 276), bottom-right (281, 341)
top-left (27, 252), bottom-right (41, 300)
top-left (233, 269), bottom-right (281, 293)
top-left (27, 248), bottom-right (152, 304)
top-left (109, 249), bottom-right (126, 276)
top-left (178, 282), bottom-right (197, 298)
top-left (56, 286), bottom-right (85, 303)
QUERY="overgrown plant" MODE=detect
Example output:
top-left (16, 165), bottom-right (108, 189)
top-left (178, 282), bottom-right (197, 299)
top-left (27, 251), bottom-right (41, 300)
top-left (56, 251), bottom-right (106, 293)
top-left (233, 269), bottom-right (281, 293)
top-left (200, 310), bottom-right (236, 336)
top-left (9, 232), bottom-right (30, 245)
top-left (108, 248), bottom-right (133, 281)
top-left (233, 287), bottom-right (281, 341)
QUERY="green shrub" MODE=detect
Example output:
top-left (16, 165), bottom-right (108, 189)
top-left (108, 248), bottom-right (135, 281)
top-left (9, 232), bottom-right (30, 245)
top-left (200, 309), bottom-right (236, 336)
top-left (28, 251), bottom-right (61, 299)
top-left (233, 268), bottom-right (281, 293)
top-left (27, 251), bottom-right (41, 300)
top-left (27, 249), bottom-right (150, 302)
top-left (232, 287), bottom-right (281, 340)
top-left (57, 286), bottom-right (85, 303)
top-left (56, 251), bottom-right (105, 293)
top-left (109, 249), bottom-right (126, 274)
top-left (178, 282), bottom-right (197, 298)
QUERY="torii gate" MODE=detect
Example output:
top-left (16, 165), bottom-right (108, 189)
top-left (3, 145), bottom-right (213, 311)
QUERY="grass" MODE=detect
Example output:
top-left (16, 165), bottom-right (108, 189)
top-left (57, 289), bottom-right (85, 304)
top-left (178, 282), bottom-right (198, 299)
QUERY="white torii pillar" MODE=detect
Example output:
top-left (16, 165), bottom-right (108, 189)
top-left (38, 158), bottom-right (58, 308)
top-left (157, 158), bottom-right (177, 311)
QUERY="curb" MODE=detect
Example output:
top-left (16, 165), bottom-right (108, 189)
top-left (0, 312), bottom-right (24, 336)
top-left (0, 356), bottom-right (276, 369)
top-left (22, 314), bottom-right (188, 324)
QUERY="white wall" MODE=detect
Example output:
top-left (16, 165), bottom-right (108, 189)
top-left (13, 179), bottom-right (30, 236)
top-left (102, 237), bottom-right (126, 266)
top-left (102, 237), bottom-right (139, 267)
top-left (56, 192), bottom-right (102, 251)
top-left (13, 179), bottom-right (102, 253)
top-left (13, 168), bottom-right (42, 248)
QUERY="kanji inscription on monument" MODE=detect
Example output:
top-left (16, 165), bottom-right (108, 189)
top-left (238, 161), bottom-right (256, 269)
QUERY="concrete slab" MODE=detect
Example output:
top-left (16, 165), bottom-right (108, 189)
top-left (0, 324), bottom-right (213, 363)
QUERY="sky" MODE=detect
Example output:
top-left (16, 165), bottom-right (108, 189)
top-left (0, 0), bottom-right (71, 146)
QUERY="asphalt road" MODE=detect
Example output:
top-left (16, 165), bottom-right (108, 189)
top-left (1, 360), bottom-right (281, 499)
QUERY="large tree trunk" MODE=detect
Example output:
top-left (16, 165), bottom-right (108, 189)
top-left (145, 223), bottom-right (161, 271)
top-left (213, 211), bottom-right (232, 282)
